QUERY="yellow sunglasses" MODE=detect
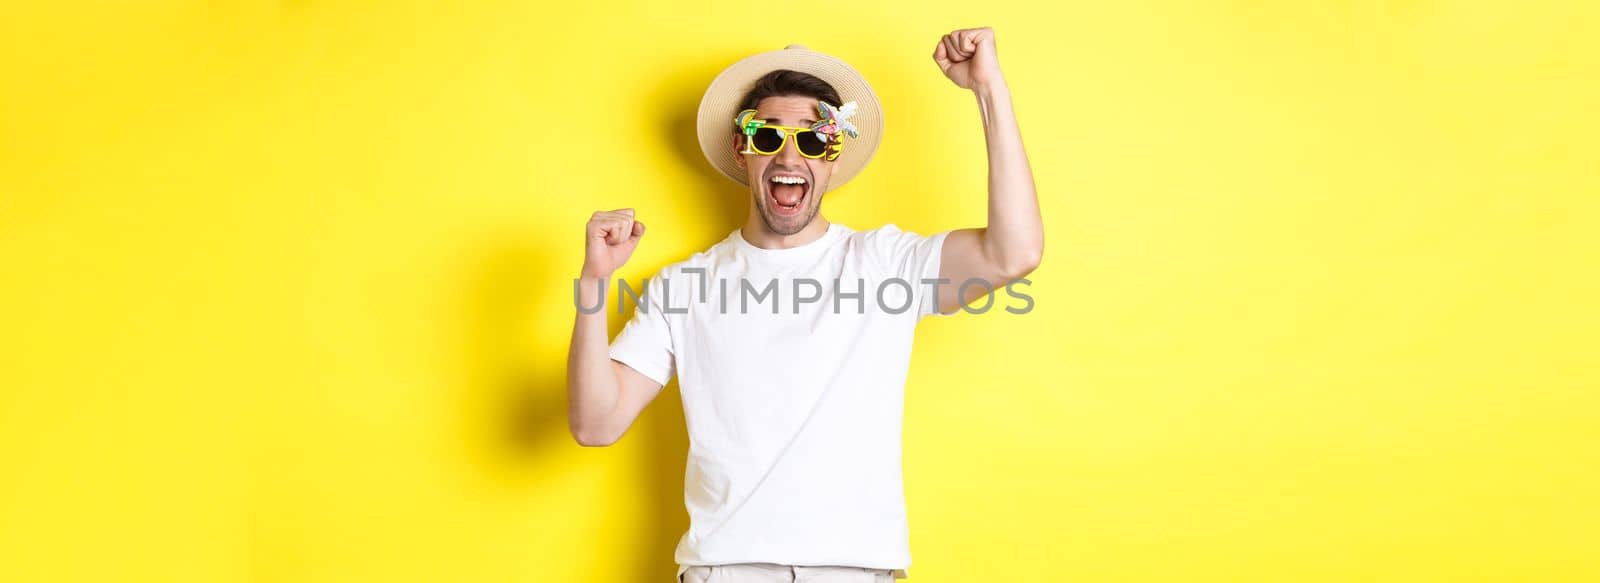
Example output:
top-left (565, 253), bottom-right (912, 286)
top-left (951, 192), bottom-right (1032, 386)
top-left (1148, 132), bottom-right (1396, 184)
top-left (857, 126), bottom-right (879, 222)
top-left (734, 110), bottom-right (844, 160)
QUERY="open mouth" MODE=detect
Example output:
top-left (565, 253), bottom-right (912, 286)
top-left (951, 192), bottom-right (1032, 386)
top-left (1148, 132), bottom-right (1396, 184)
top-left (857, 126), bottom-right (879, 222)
top-left (766, 173), bottom-right (809, 216)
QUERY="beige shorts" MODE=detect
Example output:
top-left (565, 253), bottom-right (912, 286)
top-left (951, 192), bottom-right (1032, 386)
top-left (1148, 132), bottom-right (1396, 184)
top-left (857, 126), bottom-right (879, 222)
top-left (678, 562), bottom-right (902, 582)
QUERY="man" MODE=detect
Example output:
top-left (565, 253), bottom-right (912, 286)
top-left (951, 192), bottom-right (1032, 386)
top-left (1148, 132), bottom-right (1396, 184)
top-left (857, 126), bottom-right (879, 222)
top-left (567, 28), bottom-right (1042, 582)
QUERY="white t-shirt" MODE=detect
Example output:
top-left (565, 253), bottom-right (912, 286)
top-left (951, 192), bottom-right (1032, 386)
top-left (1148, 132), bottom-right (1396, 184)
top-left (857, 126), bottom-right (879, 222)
top-left (608, 222), bottom-right (950, 581)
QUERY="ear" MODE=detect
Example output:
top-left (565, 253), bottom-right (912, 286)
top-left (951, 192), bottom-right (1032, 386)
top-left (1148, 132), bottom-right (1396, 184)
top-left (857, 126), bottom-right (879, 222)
top-left (731, 133), bottom-right (746, 169)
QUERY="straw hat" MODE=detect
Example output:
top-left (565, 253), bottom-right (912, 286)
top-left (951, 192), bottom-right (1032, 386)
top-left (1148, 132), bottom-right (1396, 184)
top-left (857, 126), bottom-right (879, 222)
top-left (696, 44), bottom-right (884, 189)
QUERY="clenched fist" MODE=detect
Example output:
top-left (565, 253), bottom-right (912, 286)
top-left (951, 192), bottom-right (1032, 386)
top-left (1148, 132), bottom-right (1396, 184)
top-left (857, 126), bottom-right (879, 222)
top-left (582, 208), bottom-right (645, 279)
top-left (932, 27), bottom-right (1004, 91)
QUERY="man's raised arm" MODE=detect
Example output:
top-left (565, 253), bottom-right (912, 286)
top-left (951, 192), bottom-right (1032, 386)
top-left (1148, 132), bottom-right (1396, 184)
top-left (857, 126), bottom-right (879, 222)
top-left (567, 208), bottom-right (664, 447)
top-left (929, 27), bottom-right (1045, 314)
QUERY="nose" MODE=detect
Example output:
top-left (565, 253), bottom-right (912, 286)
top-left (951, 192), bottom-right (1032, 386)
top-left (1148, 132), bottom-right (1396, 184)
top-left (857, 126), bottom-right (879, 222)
top-left (773, 133), bottom-right (803, 165)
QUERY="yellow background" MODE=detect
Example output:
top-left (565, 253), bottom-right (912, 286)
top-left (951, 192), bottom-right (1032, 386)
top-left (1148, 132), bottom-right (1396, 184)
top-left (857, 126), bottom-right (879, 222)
top-left (2, 1), bottom-right (1597, 581)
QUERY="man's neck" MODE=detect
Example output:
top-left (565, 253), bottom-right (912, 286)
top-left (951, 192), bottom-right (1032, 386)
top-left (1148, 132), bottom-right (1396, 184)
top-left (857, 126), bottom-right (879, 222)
top-left (740, 215), bottom-right (831, 250)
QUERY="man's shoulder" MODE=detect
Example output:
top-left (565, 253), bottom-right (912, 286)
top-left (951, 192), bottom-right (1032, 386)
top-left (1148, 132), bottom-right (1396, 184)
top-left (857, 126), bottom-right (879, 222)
top-left (846, 223), bottom-right (947, 254)
top-left (846, 222), bottom-right (945, 242)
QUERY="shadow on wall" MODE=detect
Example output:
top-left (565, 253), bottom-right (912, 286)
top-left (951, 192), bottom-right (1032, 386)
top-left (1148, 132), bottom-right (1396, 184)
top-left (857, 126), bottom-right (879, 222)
top-left (449, 68), bottom-right (742, 582)
top-left (655, 58), bottom-right (750, 238)
top-left (452, 238), bottom-right (686, 581)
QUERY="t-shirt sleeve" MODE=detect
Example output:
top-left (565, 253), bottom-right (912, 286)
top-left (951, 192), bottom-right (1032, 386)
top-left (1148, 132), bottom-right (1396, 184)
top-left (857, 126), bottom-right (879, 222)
top-left (607, 269), bottom-right (676, 385)
top-left (867, 224), bottom-right (953, 320)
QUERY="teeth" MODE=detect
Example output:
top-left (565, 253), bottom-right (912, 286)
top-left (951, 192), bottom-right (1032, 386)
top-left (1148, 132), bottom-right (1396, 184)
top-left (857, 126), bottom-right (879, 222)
top-left (770, 176), bottom-right (806, 185)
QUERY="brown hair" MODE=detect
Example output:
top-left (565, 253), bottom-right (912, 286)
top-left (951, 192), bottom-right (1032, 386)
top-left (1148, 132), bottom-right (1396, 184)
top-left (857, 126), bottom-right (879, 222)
top-left (733, 69), bottom-right (842, 134)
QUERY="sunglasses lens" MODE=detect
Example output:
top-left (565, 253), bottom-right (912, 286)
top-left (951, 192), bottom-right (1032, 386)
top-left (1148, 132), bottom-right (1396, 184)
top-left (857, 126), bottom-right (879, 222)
top-left (796, 131), bottom-right (829, 157)
top-left (750, 127), bottom-right (784, 153)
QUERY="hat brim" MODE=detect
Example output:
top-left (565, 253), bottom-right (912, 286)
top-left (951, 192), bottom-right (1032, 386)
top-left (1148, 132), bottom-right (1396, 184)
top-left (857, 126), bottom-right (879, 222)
top-left (696, 46), bottom-right (883, 190)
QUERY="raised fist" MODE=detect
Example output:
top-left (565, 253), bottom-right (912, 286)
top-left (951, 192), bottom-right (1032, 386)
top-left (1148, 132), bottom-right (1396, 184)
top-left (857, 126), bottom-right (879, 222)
top-left (582, 208), bottom-right (645, 279)
top-left (932, 27), bottom-right (1004, 91)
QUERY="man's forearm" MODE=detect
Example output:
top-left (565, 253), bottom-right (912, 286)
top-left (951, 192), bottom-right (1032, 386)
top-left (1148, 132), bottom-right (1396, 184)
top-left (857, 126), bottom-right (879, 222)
top-left (567, 275), bottom-right (620, 441)
top-left (974, 81), bottom-right (1043, 276)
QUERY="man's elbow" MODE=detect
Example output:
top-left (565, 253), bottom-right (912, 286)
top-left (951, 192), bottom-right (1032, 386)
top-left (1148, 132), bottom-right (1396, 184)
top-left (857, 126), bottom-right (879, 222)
top-left (570, 422), bottom-right (621, 447)
top-left (998, 244), bottom-right (1043, 280)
